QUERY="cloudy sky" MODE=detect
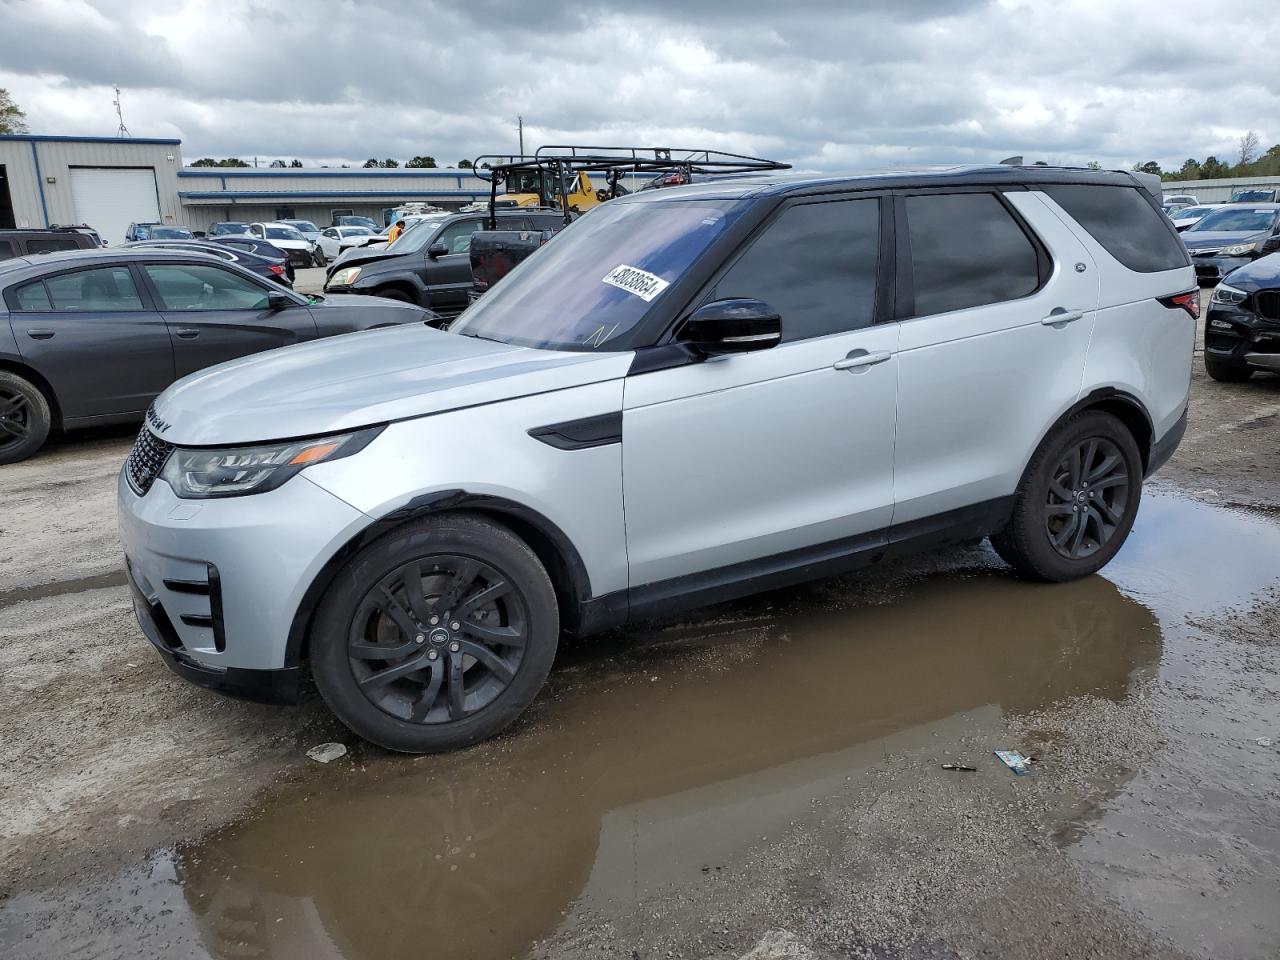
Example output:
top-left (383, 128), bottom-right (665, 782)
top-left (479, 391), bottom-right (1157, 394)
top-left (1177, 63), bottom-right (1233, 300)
top-left (1, 0), bottom-right (1276, 172)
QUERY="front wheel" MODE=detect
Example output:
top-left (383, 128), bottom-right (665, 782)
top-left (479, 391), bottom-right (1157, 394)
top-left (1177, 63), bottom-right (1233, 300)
top-left (310, 514), bottom-right (559, 753)
top-left (991, 411), bottom-right (1142, 582)
top-left (312, 249), bottom-right (327, 267)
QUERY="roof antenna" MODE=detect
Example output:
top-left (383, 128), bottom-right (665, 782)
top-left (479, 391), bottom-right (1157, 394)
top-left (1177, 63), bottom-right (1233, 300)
top-left (113, 85), bottom-right (131, 138)
top-left (999, 155), bottom-right (1023, 166)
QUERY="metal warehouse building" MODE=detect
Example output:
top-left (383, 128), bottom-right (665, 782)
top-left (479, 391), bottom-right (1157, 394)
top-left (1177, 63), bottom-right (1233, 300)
top-left (1161, 175), bottom-right (1280, 203)
top-left (1, 134), bottom-right (492, 245)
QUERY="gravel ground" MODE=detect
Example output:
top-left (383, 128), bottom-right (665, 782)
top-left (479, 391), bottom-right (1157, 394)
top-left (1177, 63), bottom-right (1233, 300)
top-left (1, 292), bottom-right (1278, 959)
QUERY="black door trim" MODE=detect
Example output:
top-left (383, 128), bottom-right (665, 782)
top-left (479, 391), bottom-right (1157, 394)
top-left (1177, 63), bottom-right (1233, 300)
top-left (528, 411), bottom-right (622, 449)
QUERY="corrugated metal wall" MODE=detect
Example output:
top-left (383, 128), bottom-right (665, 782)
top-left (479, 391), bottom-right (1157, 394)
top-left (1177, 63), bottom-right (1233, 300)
top-left (1161, 175), bottom-right (1280, 203)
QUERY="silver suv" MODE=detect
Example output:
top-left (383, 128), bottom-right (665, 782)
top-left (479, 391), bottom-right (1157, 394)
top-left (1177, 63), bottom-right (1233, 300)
top-left (118, 166), bottom-right (1197, 753)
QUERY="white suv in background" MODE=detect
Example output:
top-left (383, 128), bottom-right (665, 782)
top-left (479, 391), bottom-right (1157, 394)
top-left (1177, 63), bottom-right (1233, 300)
top-left (118, 166), bottom-right (1196, 753)
top-left (246, 221), bottom-right (316, 269)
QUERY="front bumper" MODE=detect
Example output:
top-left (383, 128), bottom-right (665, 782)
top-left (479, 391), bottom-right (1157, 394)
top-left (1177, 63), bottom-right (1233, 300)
top-left (1204, 300), bottom-right (1280, 370)
top-left (118, 466), bottom-right (370, 694)
top-left (1191, 253), bottom-right (1253, 283)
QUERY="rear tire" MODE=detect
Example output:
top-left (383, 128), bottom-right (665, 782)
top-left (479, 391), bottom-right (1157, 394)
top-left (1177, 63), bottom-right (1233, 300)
top-left (310, 514), bottom-right (559, 753)
top-left (991, 411), bottom-right (1142, 582)
top-left (1204, 353), bottom-right (1253, 382)
top-left (0, 371), bottom-right (52, 465)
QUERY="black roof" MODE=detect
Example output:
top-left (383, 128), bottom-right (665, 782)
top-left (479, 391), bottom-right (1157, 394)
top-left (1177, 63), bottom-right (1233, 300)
top-left (614, 164), bottom-right (1152, 204)
top-left (0, 247), bottom-right (263, 282)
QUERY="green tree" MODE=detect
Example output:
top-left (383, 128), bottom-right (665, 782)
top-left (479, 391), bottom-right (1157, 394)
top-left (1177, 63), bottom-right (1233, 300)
top-left (457, 159), bottom-right (473, 168)
top-left (289, 159), bottom-right (303, 168)
top-left (190, 157), bottom-right (219, 167)
top-left (0, 88), bottom-right (27, 134)
top-left (1085, 160), bottom-right (1101, 170)
top-left (383, 158), bottom-right (399, 168)
top-left (1132, 161), bottom-right (1162, 176)
top-left (363, 158), bottom-right (380, 168)
top-left (1177, 158), bottom-right (1202, 180)
top-left (406, 155), bottom-right (438, 168)
top-left (1200, 155), bottom-right (1226, 178)
top-left (216, 158), bottom-right (249, 168)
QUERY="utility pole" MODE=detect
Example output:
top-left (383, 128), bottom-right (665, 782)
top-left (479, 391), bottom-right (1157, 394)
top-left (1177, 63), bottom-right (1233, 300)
top-left (517, 115), bottom-right (524, 156)
top-left (113, 85), bottom-right (131, 137)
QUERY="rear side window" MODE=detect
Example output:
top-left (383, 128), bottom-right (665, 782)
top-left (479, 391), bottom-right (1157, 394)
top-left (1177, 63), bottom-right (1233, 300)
top-left (14, 281), bottom-right (53, 311)
top-left (44, 267), bottom-right (144, 311)
top-left (715, 198), bottom-right (880, 341)
top-left (1042, 185), bottom-right (1189, 273)
top-left (906, 193), bottom-right (1040, 316)
top-left (26, 237), bottom-right (81, 254)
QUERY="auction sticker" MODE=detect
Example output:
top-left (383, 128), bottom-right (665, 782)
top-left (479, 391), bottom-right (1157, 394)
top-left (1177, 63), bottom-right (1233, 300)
top-left (602, 264), bottom-right (670, 302)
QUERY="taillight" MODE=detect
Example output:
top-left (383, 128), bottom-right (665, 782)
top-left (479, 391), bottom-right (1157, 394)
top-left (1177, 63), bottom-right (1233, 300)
top-left (269, 264), bottom-right (285, 276)
top-left (1158, 290), bottom-right (1200, 319)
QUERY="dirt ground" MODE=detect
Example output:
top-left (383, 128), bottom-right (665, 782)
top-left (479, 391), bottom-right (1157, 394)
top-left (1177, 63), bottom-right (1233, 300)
top-left (1, 299), bottom-right (1279, 959)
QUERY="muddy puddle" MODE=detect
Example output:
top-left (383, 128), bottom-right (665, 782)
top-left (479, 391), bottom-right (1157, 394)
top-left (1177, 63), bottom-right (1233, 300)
top-left (3, 494), bottom-right (1279, 959)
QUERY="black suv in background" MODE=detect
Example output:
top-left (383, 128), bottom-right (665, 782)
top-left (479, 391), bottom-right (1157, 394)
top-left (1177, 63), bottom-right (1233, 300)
top-left (324, 210), bottom-right (564, 320)
top-left (0, 228), bottom-right (101, 261)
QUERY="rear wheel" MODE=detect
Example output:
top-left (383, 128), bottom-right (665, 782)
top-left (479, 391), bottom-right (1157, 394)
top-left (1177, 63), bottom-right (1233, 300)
top-left (0, 372), bottom-right (52, 465)
top-left (1204, 353), bottom-right (1253, 383)
top-left (310, 514), bottom-right (559, 753)
top-left (991, 411), bottom-right (1142, 582)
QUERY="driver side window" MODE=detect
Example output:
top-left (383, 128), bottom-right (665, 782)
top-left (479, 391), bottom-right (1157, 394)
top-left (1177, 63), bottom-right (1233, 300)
top-left (434, 219), bottom-right (482, 255)
top-left (143, 263), bottom-right (271, 311)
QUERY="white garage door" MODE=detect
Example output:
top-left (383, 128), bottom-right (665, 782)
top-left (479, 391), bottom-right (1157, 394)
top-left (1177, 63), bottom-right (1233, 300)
top-left (70, 167), bottom-right (160, 246)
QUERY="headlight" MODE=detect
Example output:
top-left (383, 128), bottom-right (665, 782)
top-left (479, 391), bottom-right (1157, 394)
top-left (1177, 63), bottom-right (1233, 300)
top-left (330, 266), bottom-right (362, 285)
top-left (1212, 284), bottom-right (1248, 305)
top-left (160, 427), bottom-right (382, 498)
top-left (1221, 242), bottom-right (1259, 256)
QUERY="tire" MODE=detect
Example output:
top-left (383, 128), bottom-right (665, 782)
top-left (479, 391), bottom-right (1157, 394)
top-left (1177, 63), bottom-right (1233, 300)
top-left (310, 514), bottom-right (559, 753)
top-left (990, 411), bottom-right (1142, 582)
top-left (313, 250), bottom-right (327, 267)
top-left (1204, 353), bottom-right (1253, 383)
top-left (0, 371), bottom-right (53, 465)
top-left (373, 287), bottom-right (413, 303)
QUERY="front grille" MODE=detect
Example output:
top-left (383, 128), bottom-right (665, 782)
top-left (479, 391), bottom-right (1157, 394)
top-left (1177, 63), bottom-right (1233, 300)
top-left (1256, 290), bottom-right (1280, 322)
top-left (1195, 265), bottom-right (1220, 279)
top-left (126, 425), bottom-right (175, 495)
top-left (287, 249), bottom-right (311, 267)
top-left (1190, 248), bottom-right (1221, 257)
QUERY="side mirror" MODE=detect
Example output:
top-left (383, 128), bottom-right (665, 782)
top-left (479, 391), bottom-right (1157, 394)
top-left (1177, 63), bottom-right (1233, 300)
top-left (427, 242), bottom-right (448, 258)
top-left (267, 291), bottom-right (293, 311)
top-left (680, 298), bottom-right (782, 355)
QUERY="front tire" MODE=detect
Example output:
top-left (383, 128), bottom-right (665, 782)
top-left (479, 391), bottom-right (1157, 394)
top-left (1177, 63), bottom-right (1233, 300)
top-left (991, 411), bottom-right (1142, 582)
top-left (0, 371), bottom-right (53, 465)
top-left (1204, 353), bottom-right (1253, 382)
top-left (310, 514), bottom-right (559, 753)
top-left (373, 287), bottom-right (414, 303)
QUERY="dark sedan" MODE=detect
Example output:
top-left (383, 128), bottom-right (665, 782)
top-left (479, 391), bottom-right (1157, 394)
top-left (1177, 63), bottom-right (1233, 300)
top-left (1181, 204), bottom-right (1280, 284)
top-left (124, 239), bottom-right (293, 286)
top-left (0, 249), bottom-right (433, 463)
top-left (1202, 252), bottom-right (1280, 382)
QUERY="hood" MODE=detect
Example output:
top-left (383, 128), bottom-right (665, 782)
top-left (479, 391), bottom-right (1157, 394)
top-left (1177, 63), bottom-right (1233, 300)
top-left (331, 245), bottom-right (402, 271)
top-left (152, 325), bottom-right (633, 446)
top-left (265, 237), bottom-right (311, 250)
top-left (1216, 252), bottom-right (1280, 292)
top-left (1182, 230), bottom-right (1268, 250)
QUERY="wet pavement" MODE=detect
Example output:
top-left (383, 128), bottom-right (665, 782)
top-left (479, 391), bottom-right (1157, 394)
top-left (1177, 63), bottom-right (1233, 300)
top-left (3, 493), bottom-right (1279, 959)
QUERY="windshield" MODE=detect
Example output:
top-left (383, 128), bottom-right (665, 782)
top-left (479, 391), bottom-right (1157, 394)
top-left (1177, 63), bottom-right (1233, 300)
top-left (341, 227), bottom-right (374, 237)
top-left (285, 220), bottom-right (318, 232)
top-left (1231, 191), bottom-right (1275, 202)
top-left (265, 226), bottom-right (306, 241)
top-left (211, 223), bottom-right (246, 235)
top-left (387, 218), bottom-right (447, 251)
top-left (450, 198), bottom-right (750, 351)
top-left (152, 227), bottom-right (193, 239)
top-left (1185, 208), bottom-right (1278, 233)
top-left (1174, 207), bottom-right (1212, 218)
top-left (339, 217), bottom-right (378, 229)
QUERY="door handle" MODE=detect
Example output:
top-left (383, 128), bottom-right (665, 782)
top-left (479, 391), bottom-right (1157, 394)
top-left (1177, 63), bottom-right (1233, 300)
top-left (1041, 308), bottom-right (1085, 326)
top-left (26, 329), bottom-right (55, 340)
top-left (833, 350), bottom-right (892, 371)
top-left (174, 328), bottom-right (200, 339)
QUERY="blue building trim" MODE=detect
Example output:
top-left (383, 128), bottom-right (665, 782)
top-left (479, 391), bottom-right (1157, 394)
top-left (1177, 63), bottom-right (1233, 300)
top-left (179, 189), bottom-right (488, 202)
top-left (178, 168), bottom-right (477, 179)
top-left (29, 142), bottom-right (50, 227)
top-left (0, 134), bottom-right (182, 145)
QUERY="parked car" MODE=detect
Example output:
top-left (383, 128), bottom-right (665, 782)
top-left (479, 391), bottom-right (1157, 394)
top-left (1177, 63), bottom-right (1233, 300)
top-left (325, 210), bottom-right (562, 318)
top-left (1168, 205), bottom-right (1216, 232)
top-left (207, 236), bottom-right (298, 281)
top-left (316, 226), bottom-right (379, 264)
top-left (118, 165), bottom-right (1195, 753)
top-left (332, 215), bottom-right (380, 230)
top-left (1180, 204), bottom-right (1280, 283)
top-left (245, 222), bottom-right (317, 269)
top-left (1230, 188), bottom-right (1279, 203)
top-left (0, 228), bottom-right (100, 261)
top-left (125, 223), bottom-right (195, 242)
top-left (1202, 254), bottom-right (1280, 381)
top-left (124, 239), bottom-right (293, 286)
top-left (278, 220), bottom-right (326, 265)
top-left (0, 249), bottom-right (432, 463)
top-left (1164, 193), bottom-right (1199, 207)
top-left (208, 221), bottom-right (250, 237)
top-left (48, 223), bottom-right (106, 247)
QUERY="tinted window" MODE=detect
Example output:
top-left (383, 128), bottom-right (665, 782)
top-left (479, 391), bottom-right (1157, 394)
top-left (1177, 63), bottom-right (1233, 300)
top-left (714, 199), bottom-right (879, 341)
top-left (1185, 207), bottom-right (1279, 234)
top-left (144, 264), bottom-right (270, 311)
top-left (0, 240), bottom-right (13, 261)
top-left (42, 267), bottom-right (144, 311)
top-left (435, 219), bottom-right (483, 254)
top-left (14, 281), bottom-right (52, 311)
top-left (907, 193), bottom-right (1040, 316)
top-left (26, 237), bottom-right (81, 254)
top-left (1042, 185), bottom-right (1188, 273)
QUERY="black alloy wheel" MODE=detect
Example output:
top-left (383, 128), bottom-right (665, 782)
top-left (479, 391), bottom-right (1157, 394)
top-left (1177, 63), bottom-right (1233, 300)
top-left (349, 555), bottom-right (528, 724)
top-left (991, 410), bottom-right (1142, 582)
top-left (311, 514), bottom-right (559, 753)
top-left (1043, 437), bottom-right (1130, 560)
top-left (0, 372), bottom-right (52, 464)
